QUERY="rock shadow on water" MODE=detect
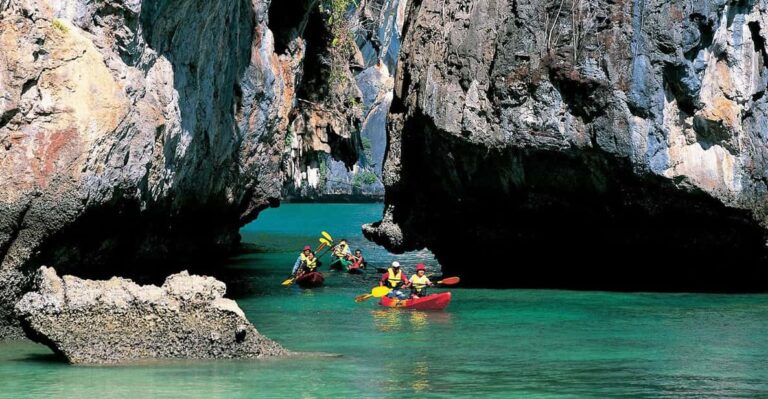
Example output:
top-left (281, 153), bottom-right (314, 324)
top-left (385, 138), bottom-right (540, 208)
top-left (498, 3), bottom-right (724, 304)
top-left (16, 351), bottom-right (68, 364)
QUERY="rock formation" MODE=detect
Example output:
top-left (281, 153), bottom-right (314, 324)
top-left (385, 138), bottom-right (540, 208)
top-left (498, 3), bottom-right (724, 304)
top-left (281, 0), bottom-right (407, 200)
top-left (15, 267), bottom-right (287, 364)
top-left (365, 0), bottom-right (768, 291)
top-left (0, 0), bottom-right (364, 338)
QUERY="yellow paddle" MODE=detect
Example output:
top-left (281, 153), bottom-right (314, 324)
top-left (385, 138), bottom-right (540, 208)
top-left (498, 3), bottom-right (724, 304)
top-left (354, 286), bottom-right (391, 303)
top-left (321, 231), bottom-right (333, 242)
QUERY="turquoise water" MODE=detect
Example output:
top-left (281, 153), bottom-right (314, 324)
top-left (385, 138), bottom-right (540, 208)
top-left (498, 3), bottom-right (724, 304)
top-left (2, 203), bottom-right (768, 398)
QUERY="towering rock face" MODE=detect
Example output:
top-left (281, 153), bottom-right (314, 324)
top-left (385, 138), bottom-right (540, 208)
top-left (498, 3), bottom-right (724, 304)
top-left (282, 0), bottom-right (407, 200)
top-left (0, 0), bottom-right (345, 338)
top-left (365, 0), bottom-right (768, 291)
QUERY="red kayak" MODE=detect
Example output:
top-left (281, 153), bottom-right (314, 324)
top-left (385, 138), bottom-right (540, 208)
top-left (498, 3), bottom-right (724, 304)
top-left (295, 272), bottom-right (324, 288)
top-left (379, 292), bottom-right (451, 310)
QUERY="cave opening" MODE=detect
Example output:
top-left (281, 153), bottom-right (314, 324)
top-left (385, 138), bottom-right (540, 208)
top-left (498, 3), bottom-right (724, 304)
top-left (24, 199), bottom-right (241, 288)
top-left (267, 0), bottom-right (317, 55)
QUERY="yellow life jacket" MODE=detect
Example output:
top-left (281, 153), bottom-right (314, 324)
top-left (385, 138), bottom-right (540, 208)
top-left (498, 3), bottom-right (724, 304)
top-left (387, 268), bottom-right (403, 287)
top-left (303, 256), bottom-right (317, 270)
top-left (410, 274), bottom-right (430, 291)
top-left (304, 258), bottom-right (317, 270)
top-left (333, 243), bottom-right (348, 257)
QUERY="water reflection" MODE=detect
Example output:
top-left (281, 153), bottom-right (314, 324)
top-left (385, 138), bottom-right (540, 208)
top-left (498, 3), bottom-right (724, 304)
top-left (425, 311), bottom-right (452, 326)
top-left (411, 361), bottom-right (430, 392)
top-left (371, 309), bottom-right (454, 333)
top-left (371, 309), bottom-right (403, 332)
top-left (410, 311), bottom-right (428, 331)
top-left (299, 289), bottom-right (316, 297)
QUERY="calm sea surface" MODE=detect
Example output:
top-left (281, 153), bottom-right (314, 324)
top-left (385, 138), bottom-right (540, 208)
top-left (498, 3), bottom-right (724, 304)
top-left (1, 203), bottom-right (767, 398)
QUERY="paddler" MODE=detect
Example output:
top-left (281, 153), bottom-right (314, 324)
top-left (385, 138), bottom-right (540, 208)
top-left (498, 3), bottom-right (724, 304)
top-left (298, 250), bottom-right (319, 276)
top-left (330, 239), bottom-right (353, 269)
top-left (349, 248), bottom-right (367, 270)
top-left (409, 263), bottom-right (434, 298)
top-left (379, 261), bottom-right (409, 299)
top-left (292, 245), bottom-right (313, 275)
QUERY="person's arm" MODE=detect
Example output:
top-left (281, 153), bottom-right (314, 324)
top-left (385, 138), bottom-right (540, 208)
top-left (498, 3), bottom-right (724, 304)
top-left (402, 273), bottom-right (411, 287)
top-left (379, 272), bottom-right (389, 286)
top-left (292, 256), bottom-right (302, 274)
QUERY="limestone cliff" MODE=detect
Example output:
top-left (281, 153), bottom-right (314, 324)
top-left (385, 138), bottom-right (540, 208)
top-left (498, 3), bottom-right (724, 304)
top-left (365, 0), bottom-right (768, 290)
top-left (0, 0), bottom-right (357, 338)
top-left (281, 0), bottom-right (406, 200)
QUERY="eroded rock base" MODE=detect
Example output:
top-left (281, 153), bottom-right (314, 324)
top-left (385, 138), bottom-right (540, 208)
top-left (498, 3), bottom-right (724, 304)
top-left (15, 267), bottom-right (288, 364)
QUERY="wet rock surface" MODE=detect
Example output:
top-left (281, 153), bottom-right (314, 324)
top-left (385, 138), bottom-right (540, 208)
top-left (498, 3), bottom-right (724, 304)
top-left (365, 0), bottom-right (768, 291)
top-left (15, 267), bottom-right (287, 364)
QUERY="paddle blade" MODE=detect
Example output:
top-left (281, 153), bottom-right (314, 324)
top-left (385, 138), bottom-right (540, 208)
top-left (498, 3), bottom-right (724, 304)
top-left (354, 294), bottom-right (373, 303)
top-left (281, 277), bottom-right (295, 286)
top-left (437, 276), bottom-right (460, 286)
top-left (319, 237), bottom-right (331, 246)
top-left (321, 231), bottom-right (333, 242)
top-left (371, 286), bottom-right (391, 298)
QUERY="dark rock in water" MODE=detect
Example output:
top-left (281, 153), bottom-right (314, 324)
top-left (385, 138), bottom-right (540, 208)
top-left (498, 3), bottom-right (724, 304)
top-left (15, 267), bottom-right (287, 364)
top-left (364, 0), bottom-right (768, 291)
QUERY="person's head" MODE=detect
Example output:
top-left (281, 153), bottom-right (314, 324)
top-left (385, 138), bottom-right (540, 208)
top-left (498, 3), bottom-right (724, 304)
top-left (391, 261), bottom-right (400, 271)
top-left (355, 249), bottom-right (362, 256)
top-left (303, 245), bottom-right (311, 255)
top-left (416, 263), bottom-right (426, 276)
top-left (307, 251), bottom-right (315, 259)
top-left (339, 239), bottom-right (348, 246)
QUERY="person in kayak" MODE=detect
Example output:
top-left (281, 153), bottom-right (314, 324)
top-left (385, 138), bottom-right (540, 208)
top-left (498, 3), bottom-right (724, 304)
top-left (409, 263), bottom-right (434, 298)
top-left (296, 250), bottom-right (319, 278)
top-left (379, 261), bottom-right (409, 299)
top-left (349, 248), bottom-right (367, 270)
top-left (292, 245), bottom-right (313, 275)
top-left (330, 239), bottom-right (353, 269)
